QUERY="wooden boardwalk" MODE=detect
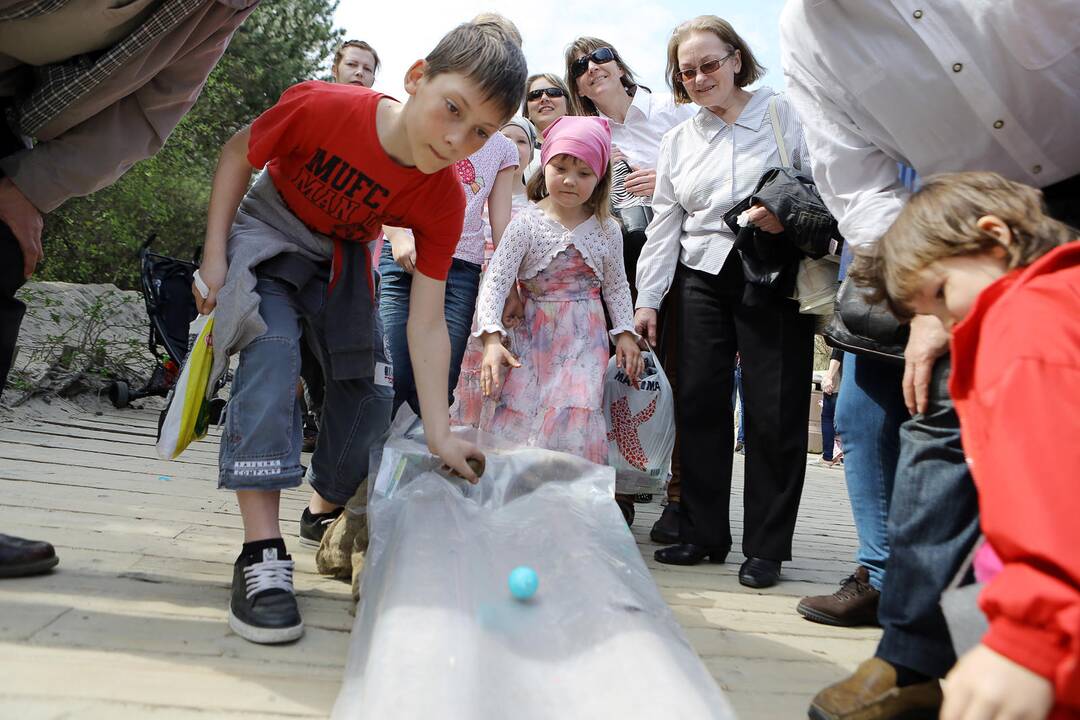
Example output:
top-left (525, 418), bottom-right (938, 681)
top-left (0, 400), bottom-right (878, 719)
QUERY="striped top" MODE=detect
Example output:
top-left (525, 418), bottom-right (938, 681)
top-left (634, 87), bottom-right (809, 310)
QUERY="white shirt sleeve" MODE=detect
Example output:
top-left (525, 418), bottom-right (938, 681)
top-left (781, 57), bottom-right (909, 248)
top-left (599, 218), bottom-right (639, 339)
top-left (473, 214), bottom-right (529, 337)
top-left (634, 133), bottom-right (687, 310)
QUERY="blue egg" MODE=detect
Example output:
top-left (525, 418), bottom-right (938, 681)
top-left (508, 566), bottom-right (539, 600)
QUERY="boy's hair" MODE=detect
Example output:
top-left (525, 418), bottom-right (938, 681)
top-left (563, 37), bottom-right (650, 117)
top-left (333, 40), bottom-right (380, 73)
top-left (523, 73), bottom-right (572, 120)
top-left (850, 171), bottom-right (1076, 320)
top-left (424, 15), bottom-right (528, 122)
top-left (526, 154), bottom-right (612, 224)
top-left (666, 16), bottom-right (765, 104)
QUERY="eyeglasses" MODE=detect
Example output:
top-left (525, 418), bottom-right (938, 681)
top-left (570, 47), bottom-right (616, 79)
top-left (527, 87), bottom-right (567, 102)
top-left (675, 51), bottom-right (736, 84)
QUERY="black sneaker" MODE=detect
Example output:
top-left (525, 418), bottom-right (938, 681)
top-left (228, 546), bottom-right (304, 644)
top-left (299, 506), bottom-right (343, 548)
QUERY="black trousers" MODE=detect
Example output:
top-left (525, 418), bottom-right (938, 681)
top-left (0, 117), bottom-right (29, 390)
top-left (676, 256), bottom-right (815, 560)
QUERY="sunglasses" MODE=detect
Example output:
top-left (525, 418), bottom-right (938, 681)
top-left (570, 47), bottom-right (616, 79)
top-left (527, 87), bottom-right (567, 102)
top-left (675, 51), bottom-right (736, 84)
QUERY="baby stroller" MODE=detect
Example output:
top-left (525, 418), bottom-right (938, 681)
top-left (108, 234), bottom-right (225, 423)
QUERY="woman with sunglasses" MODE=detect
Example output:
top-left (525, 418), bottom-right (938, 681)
top-left (521, 74), bottom-right (573, 184)
top-left (633, 16), bottom-right (815, 589)
top-left (564, 37), bottom-right (693, 534)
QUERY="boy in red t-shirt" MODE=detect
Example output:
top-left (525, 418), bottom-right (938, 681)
top-left (853, 172), bottom-right (1080, 720)
top-left (192, 17), bottom-right (526, 644)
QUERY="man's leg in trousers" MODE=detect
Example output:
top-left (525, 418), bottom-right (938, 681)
top-left (0, 229), bottom-right (26, 390)
top-left (833, 354), bottom-right (907, 590)
top-left (733, 298), bottom-right (814, 560)
top-left (875, 355), bottom-right (981, 678)
top-left (657, 288), bottom-right (681, 502)
top-left (676, 267), bottom-right (738, 548)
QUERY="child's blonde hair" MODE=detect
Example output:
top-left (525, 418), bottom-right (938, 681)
top-left (851, 171), bottom-right (1075, 320)
top-left (526, 154), bottom-right (612, 224)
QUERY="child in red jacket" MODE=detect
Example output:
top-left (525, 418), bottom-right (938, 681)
top-left (854, 171), bottom-right (1080, 720)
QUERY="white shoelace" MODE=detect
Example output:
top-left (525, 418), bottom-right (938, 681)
top-left (243, 558), bottom-right (295, 599)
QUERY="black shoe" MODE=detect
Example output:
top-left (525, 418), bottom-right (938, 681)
top-left (739, 557), bottom-right (782, 588)
top-left (734, 441), bottom-right (744, 454)
top-left (649, 501), bottom-right (680, 545)
top-left (0, 533), bottom-right (59, 578)
top-left (614, 495), bottom-right (635, 527)
top-left (654, 543), bottom-right (729, 566)
top-left (299, 506), bottom-right (343, 548)
top-left (229, 545), bottom-right (303, 644)
top-left (633, 493), bottom-right (654, 504)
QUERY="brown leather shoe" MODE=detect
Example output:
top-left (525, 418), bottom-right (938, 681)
top-left (798, 566), bottom-right (881, 627)
top-left (808, 658), bottom-right (942, 720)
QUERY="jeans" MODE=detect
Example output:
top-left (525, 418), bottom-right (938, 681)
top-left (219, 276), bottom-right (392, 506)
top-left (378, 243), bottom-right (481, 417)
top-left (876, 356), bottom-right (980, 678)
top-left (833, 352), bottom-right (907, 589)
top-left (821, 391), bottom-right (837, 461)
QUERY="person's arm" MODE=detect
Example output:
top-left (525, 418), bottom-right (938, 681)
top-left (407, 272), bottom-right (485, 480)
top-left (194, 125), bottom-right (254, 314)
top-left (821, 356), bottom-right (842, 395)
top-left (487, 167), bottom-right (514, 250)
top-left (600, 219), bottom-right (643, 383)
top-left (633, 134), bottom-right (687, 344)
top-left (383, 226), bottom-right (416, 273)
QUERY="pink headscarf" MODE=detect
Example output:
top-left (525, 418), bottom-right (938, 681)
top-left (539, 116), bottom-right (611, 179)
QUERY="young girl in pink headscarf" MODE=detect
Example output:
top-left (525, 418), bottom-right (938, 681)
top-left (475, 116), bottom-right (644, 487)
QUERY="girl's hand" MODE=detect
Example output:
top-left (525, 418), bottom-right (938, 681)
top-left (390, 230), bottom-right (417, 273)
top-left (941, 644), bottom-right (1054, 720)
top-left (634, 307), bottom-right (658, 346)
top-left (502, 287), bottom-right (525, 329)
top-left (429, 432), bottom-right (485, 484)
top-left (615, 332), bottom-right (645, 387)
top-left (194, 254), bottom-right (227, 315)
top-left (481, 338), bottom-right (520, 397)
top-left (746, 203), bottom-right (784, 234)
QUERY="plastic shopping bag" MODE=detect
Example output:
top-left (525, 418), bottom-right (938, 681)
top-left (602, 348), bottom-right (675, 495)
top-left (156, 272), bottom-right (215, 460)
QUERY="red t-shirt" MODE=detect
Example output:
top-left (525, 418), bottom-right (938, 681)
top-left (247, 80), bottom-right (464, 280)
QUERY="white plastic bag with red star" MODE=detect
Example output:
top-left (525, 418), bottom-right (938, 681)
top-left (602, 348), bottom-right (675, 494)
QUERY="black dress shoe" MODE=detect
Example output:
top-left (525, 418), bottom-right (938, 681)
top-left (654, 543), bottom-right (729, 566)
top-left (649, 500), bottom-right (680, 545)
top-left (739, 557), bottom-right (781, 588)
top-left (0, 534), bottom-right (59, 578)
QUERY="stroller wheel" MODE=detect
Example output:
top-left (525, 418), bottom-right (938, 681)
top-left (109, 381), bottom-right (130, 409)
top-left (208, 397), bottom-right (227, 425)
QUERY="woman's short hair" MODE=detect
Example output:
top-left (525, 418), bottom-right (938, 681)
top-left (666, 16), bottom-right (765, 104)
top-left (563, 37), bottom-right (648, 116)
top-left (333, 40), bottom-right (380, 74)
top-left (522, 73), bottom-right (572, 120)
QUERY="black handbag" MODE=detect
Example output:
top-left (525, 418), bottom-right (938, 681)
top-left (823, 274), bottom-right (908, 363)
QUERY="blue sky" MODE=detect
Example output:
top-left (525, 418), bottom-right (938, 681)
top-left (334, 0), bottom-right (788, 100)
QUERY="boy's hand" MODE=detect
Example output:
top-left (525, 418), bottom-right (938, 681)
top-left (194, 255), bottom-right (227, 315)
top-left (941, 644), bottom-right (1054, 720)
top-left (481, 339), bottom-right (520, 397)
top-left (430, 433), bottom-right (485, 484)
top-left (502, 287), bottom-right (525, 329)
top-left (615, 332), bottom-right (644, 387)
top-left (390, 231), bottom-right (417, 274)
top-left (634, 307), bottom-right (658, 347)
top-left (0, 177), bottom-right (44, 278)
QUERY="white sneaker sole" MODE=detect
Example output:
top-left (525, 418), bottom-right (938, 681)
top-left (297, 535), bottom-right (321, 549)
top-left (228, 609), bottom-right (304, 644)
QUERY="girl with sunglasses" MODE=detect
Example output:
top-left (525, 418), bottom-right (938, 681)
top-left (633, 16), bottom-right (815, 589)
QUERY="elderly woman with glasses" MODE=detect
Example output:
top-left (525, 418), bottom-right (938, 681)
top-left (633, 16), bottom-right (815, 588)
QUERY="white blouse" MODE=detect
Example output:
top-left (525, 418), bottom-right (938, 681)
top-left (474, 202), bottom-right (638, 339)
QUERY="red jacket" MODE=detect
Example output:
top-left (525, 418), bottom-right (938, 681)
top-left (950, 241), bottom-right (1080, 715)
